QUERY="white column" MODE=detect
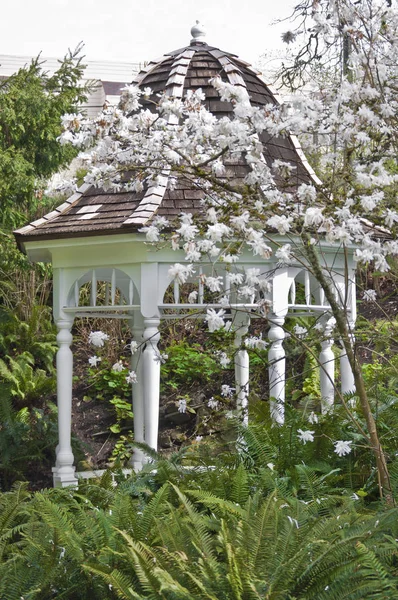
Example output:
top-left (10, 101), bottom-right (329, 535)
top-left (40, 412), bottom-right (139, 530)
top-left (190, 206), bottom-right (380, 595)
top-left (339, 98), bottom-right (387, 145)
top-left (234, 317), bottom-right (250, 425)
top-left (142, 318), bottom-right (161, 452)
top-left (53, 318), bottom-right (77, 487)
top-left (130, 320), bottom-right (145, 471)
top-left (268, 316), bottom-right (285, 424)
top-left (319, 322), bottom-right (335, 413)
top-left (340, 326), bottom-right (356, 397)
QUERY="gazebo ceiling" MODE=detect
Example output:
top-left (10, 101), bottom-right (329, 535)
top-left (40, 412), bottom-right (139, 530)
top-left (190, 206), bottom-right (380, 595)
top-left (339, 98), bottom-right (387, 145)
top-left (15, 23), bottom-right (318, 245)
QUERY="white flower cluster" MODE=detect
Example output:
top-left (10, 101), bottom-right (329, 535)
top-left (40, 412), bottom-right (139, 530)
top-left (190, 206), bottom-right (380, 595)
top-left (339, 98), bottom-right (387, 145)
top-left (297, 427), bottom-right (353, 457)
top-left (245, 334), bottom-right (268, 351)
top-left (125, 371), bottom-right (138, 384)
top-left (88, 331), bottom-right (109, 348)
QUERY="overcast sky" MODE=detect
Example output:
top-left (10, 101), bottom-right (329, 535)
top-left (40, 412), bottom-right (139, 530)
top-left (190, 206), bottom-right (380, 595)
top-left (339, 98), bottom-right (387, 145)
top-left (2, 0), bottom-right (295, 66)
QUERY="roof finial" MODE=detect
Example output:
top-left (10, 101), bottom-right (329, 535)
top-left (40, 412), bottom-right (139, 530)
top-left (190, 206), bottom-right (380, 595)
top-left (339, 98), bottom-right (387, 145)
top-left (190, 20), bottom-right (206, 44)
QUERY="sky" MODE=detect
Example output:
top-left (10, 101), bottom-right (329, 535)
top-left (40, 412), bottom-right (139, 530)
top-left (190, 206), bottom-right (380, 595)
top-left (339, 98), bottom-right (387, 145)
top-left (1, 0), bottom-right (295, 67)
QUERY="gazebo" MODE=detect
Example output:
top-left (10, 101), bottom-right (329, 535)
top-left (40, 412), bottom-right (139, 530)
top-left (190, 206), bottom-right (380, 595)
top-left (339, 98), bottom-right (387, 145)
top-left (15, 23), bottom-right (356, 487)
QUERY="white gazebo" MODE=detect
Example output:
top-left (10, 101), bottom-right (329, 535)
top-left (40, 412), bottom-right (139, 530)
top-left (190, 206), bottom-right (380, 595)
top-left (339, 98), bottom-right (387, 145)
top-left (15, 24), bottom-right (356, 487)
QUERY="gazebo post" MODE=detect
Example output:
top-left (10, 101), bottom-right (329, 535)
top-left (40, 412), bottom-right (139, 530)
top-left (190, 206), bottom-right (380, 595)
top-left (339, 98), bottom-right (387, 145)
top-left (268, 315), bottom-right (286, 424)
top-left (233, 313), bottom-right (250, 425)
top-left (142, 317), bottom-right (161, 452)
top-left (340, 324), bottom-right (356, 397)
top-left (130, 316), bottom-right (145, 470)
top-left (319, 336), bottom-right (336, 413)
top-left (53, 317), bottom-right (77, 487)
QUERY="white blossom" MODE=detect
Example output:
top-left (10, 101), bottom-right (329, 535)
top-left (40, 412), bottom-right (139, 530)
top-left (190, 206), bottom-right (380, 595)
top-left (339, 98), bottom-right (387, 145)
top-left (218, 351), bottom-right (231, 368)
top-left (362, 289), bottom-right (377, 302)
top-left (89, 331), bottom-right (110, 348)
top-left (230, 211), bottom-right (250, 231)
top-left (206, 223), bottom-right (232, 242)
top-left (112, 360), bottom-right (125, 372)
top-left (205, 308), bottom-right (226, 332)
top-left (125, 370), bottom-right (138, 384)
top-left (168, 263), bottom-right (195, 285)
top-left (266, 215), bottom-right (293, 234)
top-left (245, 334), bottom-right (268, 350)
top-left (139, 225), bottom-right (161, 242)
top-left (188, 290), bottom-right (198, 304)
top-left (178, 398), bottom-right (187, 413)
top-left (308, 411), bottom-right (319, 425)
top-left (207, 397), bottom-right (219, 410)
top-left (275, 244), bottom-right (293, 264)
top-left (88, 355), bottom-right (101, 367)
top-left (334, 440), bottom-right (353, 457)
top-left (130, 341), bottom-right (139, 354)
top-left (294, 324), bottom-right (308, 339)
top-left (304, 207), bottom-right (324, 228)
top-left (221, 384), bottom-right (234, 397)
top-left (154, 352), bottom-right (168, 364)
top-left (297, 429), bottom-right (315, 444)
top-left (205, 275), bottom-right (224, 292)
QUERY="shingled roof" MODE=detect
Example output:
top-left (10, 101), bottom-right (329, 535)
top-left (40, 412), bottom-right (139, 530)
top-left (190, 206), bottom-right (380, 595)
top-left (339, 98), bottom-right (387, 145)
top-left (15, 24), bottom-right (319, 245)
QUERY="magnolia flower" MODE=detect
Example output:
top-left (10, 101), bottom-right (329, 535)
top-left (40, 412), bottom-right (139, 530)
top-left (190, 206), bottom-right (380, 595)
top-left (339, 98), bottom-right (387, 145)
top-left (308, 411), bottom-right (319, 424)
top-left (228, 273), bottom-right (244, 285)
top-left (154, 352), bottom-right (168, 364)
top-left (221, 384), bottom-right (234, 397)
top-left (245, 268), bottom-right (261, 286)
top-left (139, 225), bottom-right (160, 242)
top-left (88, 355), bottom-right (101, 367)
top-left (206, 223), bottom-right (232, 242)
top-left (304, 207), bottom-right (324, 228)
top-left (297, 429), bottom-right (315, 444)
top-left (178, 398), bottom-right (187, 413)
top-left (267, 462), bottom-right (275, 471)
top-left (195, 435), bottom-right (203, 442)
top-left (205, 275), bottom-right (223, 292)
top-left (188, 290), bottom-right (198, 304)
top-left (275, 244), bottom-right (293, 264)
top-left (245, 334), bottom-right (267, 350)
top-left (89, 331), bottom-right (110, 348)
top-left (176, 222), bottom-right (199, 241)
top-left (266, 215), bottom-right (293, 234)
top-left (168, 263), bottom-right (195, 285)
top-left (130, 341), bottom-right (139, 354)
top-left (230, 211), bottom-right (250, 231)
top-left (125, 370), bottom-right (138, 384)
top-left (294, 324), bottom-right (308, 339)
top-left (112, 360), bottom-right (124, 372)
top-left (205, 308), bottom-right (226, 332)
top-left (334, 440), bottom-right (353, 457)
top-left (362, 289), bottom-right (377, 302)
top-left (207, 397), bottom-right (219, 410)
top-left (218, 351), bottom-right (231, 368)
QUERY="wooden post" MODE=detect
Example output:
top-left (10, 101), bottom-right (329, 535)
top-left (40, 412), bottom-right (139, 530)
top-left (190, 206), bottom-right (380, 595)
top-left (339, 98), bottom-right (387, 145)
top-left (268, 316), bottom-right (286, 424)
top-left (340, 325), bottom-right (356, 397)
top-left (234, 315), bottom-right (250, 425)
top-left (130, 317), bottom-right (145, 471)
top-left (53, 318), bottom-right (77, 487)
top-left (142, 318), bottom-right (161, 451)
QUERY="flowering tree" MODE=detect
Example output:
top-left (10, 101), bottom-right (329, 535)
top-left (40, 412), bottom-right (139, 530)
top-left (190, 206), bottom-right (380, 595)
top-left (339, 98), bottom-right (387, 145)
top-left (56, 0), bottom-right (397, 502)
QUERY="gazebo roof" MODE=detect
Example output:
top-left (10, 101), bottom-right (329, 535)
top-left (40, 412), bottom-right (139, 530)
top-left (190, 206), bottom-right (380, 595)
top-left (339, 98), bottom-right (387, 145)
top-left (15, 23), bottom-right (319, 246)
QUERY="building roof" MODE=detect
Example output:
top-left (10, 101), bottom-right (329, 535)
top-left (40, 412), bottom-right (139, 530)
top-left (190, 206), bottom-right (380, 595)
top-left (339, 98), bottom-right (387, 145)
top-left (15, 28), bottom-right (319, 245)
top-left (0, 54), bottom-right (141, 117)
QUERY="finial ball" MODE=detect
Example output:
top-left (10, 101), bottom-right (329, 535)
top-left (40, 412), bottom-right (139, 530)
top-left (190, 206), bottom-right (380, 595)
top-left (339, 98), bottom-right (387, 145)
top-left (190, 20), bottom-right (206, 43)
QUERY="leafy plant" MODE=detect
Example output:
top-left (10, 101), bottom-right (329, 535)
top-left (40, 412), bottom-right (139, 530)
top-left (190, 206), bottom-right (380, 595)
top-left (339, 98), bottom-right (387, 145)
top-left (0, 351), bottom-right (55, 406)
top-left (0, 394), bottom-right (59, 490)
top-left (161, 341), bottom-right (223, 391)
